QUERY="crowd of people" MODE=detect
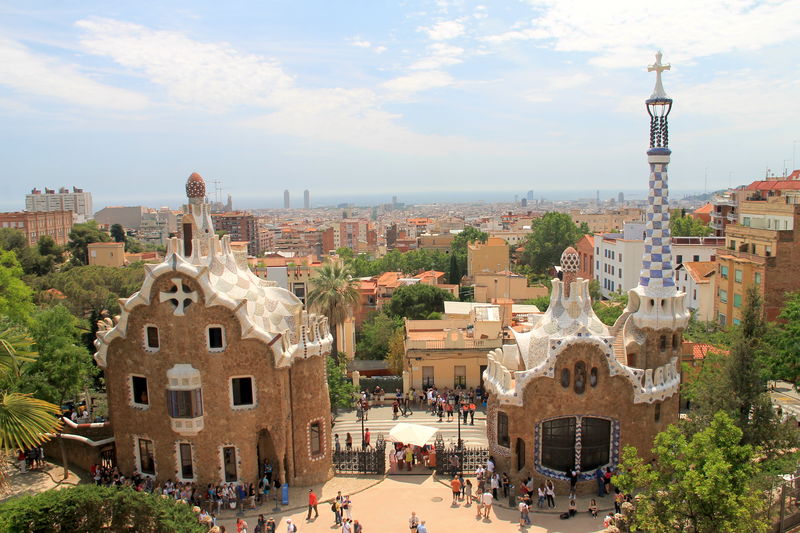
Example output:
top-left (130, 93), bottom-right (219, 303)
top-left (306, 489), bottom-right (364, 533)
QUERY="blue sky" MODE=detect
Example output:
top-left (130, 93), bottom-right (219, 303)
top-left (1, 0), bottom-right (799, 209)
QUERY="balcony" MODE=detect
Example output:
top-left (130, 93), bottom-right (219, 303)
top-left (716, 248), bottom-right (776, 267)
top-left (171, 416), bottom-right (204, 436)
top-left (405, 334), bottom-right (503, 351)
top-left (709, 221), bottom-right (723, 231)
top-left (726, 213), bottom-right (737, 222)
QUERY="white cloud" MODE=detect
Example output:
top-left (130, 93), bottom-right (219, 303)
top-left (351, 39), bottom-right (371, 48)
top-left (420, 20), bottom-right (465, 41)
top-left (0, 38), bottom-right (149, 111)
top-left (374, 46), bottom-right (388, 54)
top-left (382, 70), bottom-right (454, 94)
top-left (409, 43), bottom-right (464, 70)
top-left (483, 0), bottom-right (800, 67)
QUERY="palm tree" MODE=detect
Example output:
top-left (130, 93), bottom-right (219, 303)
top-left (0, 325), bottom-right (62, 483)
top-left (307, 262), bottom-right (359, 360)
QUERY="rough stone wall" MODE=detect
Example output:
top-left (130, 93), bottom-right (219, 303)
top-left (105, 272), bottom-right (331, 487)
top-left (491, 342), bottom-right (678, 496)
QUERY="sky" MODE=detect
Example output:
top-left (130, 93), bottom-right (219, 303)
top-left (1, 0), bottom-right (799, 210)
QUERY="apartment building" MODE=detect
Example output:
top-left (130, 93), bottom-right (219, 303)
top-left (715, 175), bottom-right (800, 324)
top-left (210, 212), bottom-right (267, 257)
top-left (0, 210), bottom-right (74, 246)
top-left (467, 237), bottom-right (509, 277)
top-left (675, 261), bottom-right (716, 321)
top-left (26, 186), bottom-right (93, 222)
top-left (321, 219), bottom-right (376, 254)
top-left (570, 208), bottom-right (642, 233)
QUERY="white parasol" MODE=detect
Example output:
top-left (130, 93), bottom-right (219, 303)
top-left (387, 422), bottom-right (439, 447)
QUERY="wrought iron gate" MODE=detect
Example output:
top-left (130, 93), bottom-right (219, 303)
top-left (434, 434), bottom-right (488, 476)
top-left (332, 434), bottom-right (386, 474)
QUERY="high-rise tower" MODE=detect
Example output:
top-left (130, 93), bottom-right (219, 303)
top-left (629, 52), bottom-right (689, 332)
top-left (303, 189), bottom-right (310, 209)
top-left (283, 189), bottom-right (290, 209)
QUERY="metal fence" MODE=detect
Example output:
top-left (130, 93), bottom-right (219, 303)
top-left (772, 473), bottom-right (800, 533)
top-left (332, 435), bottom-right (386, 474)
top-left (434, 434), bottom-right (489, 477)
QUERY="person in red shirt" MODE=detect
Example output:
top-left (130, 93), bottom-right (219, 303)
top-left (450, 475), bottom-right (462, 505)
top-left (307, 489), bottom-right (319, 520)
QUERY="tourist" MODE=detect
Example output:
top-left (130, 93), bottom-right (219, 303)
top-left (480, 490), bottom-right (493, 518)
top-left (352, 519), bottom-right (362, 533)
top-left (569, 499), bottom-right (577, 517)
top-left (490, 472), bottom-right (500, 500)
top-left (306, 489), bottom-right (319, 520)
top-left (335, 434), bottom-right (341, 453)
top-left (255, 515), bottom-right (266, 533)
top-left (502, 472), bottom-right (511, 499)
top-left (332, 496), bottom-right (342, 526)
top-left (409, 511), bottom-right (420, 531)
top-left (589, 498), bottom-right (598, 518)
top-left (518, 497), bottom-right (532, 526)
top-left (464, 479), bottom-right (473, 506)
top-left (345, 432), bottom-right (353, 451)
top-left (469, 402), bottom-right (476, 425)
top-left (545, 479), bottom-right (555, 508)
top-left (458, 473), bottom-right (466, 500)
top-left (417, 520), bottom-right (428, 533)
top-left (450, 474), bottom-right (462, 505)
top-left (568, 466), bottom-right (579, 499)
top-left (236, 517), bottom-right (248, 533)
top-left (596, 467), bottom-right (606, 496)
top-left (260, 473), bottom-right (270, 502)
top-left (263, 460), bottom-right (273, 484)
top-left (342, 494), bottom-right (352, 520)
top-left (285, 518), bottom-right (297, 533)
top-left (604, 467), bottom-right (614, 494)
top-left (341, 517), bottom-right (352, 533)
top-left (392, 400), bottom-right (399, 419)
top-left (614, 488), bottom-right (624, 514)
top-left (486, 456), bottom-right (495, 475)
top-left (363, 428), bottom-right (371, 450)
top-left (265, 517), bottom-right (276, 533)
top-left (405, 445), bottom-right (414, 471)
top-left (537, 484), bottom-right (546, 508)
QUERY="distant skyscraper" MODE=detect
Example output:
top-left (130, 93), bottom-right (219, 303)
top-left (283, 190), bottom-right (290, 209)
top-left (521, 198), bottom-right (528, 207)
top-left (303, 189), bottom-right (310, 209)
top-left (618, 192), bottom-right (625, 205)
top-left (514, 194), bottom-right (519, 204)
top-left (392, 196), bottom-right (398, 206)
top-left (596, 190), bottom-right (600, 206)
top-left (526, 190), bottom-right (534, 201)
top-left (26, 186), bottom-right (93, 223)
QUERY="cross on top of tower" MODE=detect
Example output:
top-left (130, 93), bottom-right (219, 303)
top-left (648, 51), bottom-right (671, 100)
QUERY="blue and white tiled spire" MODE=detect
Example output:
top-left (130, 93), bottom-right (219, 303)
top-left (638, 52), bottom-right (677, 297)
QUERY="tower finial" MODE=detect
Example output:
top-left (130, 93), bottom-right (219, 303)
top-left (647, 51), bottom-right (671, 100)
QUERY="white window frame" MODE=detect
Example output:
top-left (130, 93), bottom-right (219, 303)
top-left (134, 436), bottom-right (156, 478)
top-left (230, 375), bottom-right (257, 409)
top-left (143, 324), bottom-right (160, 353)
top-left (129, 374), bottom-right (150, 410)
top-left (206, 324), bottom-right (226, 353)
top-left (219, 444), bottom-right (240, 483)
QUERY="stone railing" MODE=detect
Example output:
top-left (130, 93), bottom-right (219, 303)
top-left (405, 336), bottom-right (503, 350)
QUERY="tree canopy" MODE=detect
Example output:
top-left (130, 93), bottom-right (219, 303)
top-left (765, 291), bottom-right (800, 384)
top-left (0, 229), bottom-right (65, 277)
top-left (67, 220), bottom-right (111, 265)
top-left (326, 355), bottom-right (356, 410)
top-left (670, 209), bottom-right (713, 237)
top-left (614, 411), bottom-right (768, 533)
top-left (0, 250), bottom-right (34, 324)
top-left (522, 212), bottom-right (582, 273)
top-left (345, 249), bottom-right (449, 278)
top-left (386, 283), bottom-right (455, 320)
top-left (0, 484), bottom-right (206, 533)
top-left (355, 313), bottom-right (402, 360)
top-left (307, 262), bottom-right (359, 358)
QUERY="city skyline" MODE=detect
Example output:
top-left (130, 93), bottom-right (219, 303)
top-left (1, 1), bottom-right (798, 211)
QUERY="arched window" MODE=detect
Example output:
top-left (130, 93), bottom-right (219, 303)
top-left (560, 368), bottom-right (570, 388)
top-left (659, 335), bottom-right (667, 352)
top-left (654, 402), bottom-right (661, 422)
top-left (516, 438), bottom-right (526, 471)
top-left (672, 334), bottom-right (680, 350)
top-left (580, 417), bottom-right (611, 471)
top-left (540, 417), bottom-right (612, 474)
top-left (590, 367), bottom-right (598, 387)
top-left (497, 411), bottom-right (510, 448)
top-left (541, 418), bottom-right (576, 472)
top-left (574, 362), bottom-right (586, 394)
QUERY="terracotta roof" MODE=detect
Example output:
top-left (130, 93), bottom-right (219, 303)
top-left (746, 179), bottom-right (800, 191)
top-left (681, 261), bottom-right (716, 283)
top-left (691, 343), bottom-right (729, 360)
top-left (376, 271), bottom-right (403, 288)
top-left (693, 203), bottom-right (713, 214)
top-left (578, 234), bottom-right (594, 247)
top-left (415, 270), bottom-right (446, 282)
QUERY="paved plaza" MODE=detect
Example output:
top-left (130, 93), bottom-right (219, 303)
top-left (218, 475), bottom-right (611, 532)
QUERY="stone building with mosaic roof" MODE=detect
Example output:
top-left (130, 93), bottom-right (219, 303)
top-left (95, 172), bottom-right (333, 487)
top-left (482, 53), bottom-right (689, 493)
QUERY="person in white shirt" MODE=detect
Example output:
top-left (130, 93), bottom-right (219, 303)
top-left (480, 491), bottom-right (493, 518)
top-left (486, 457), bottom-right (495, 474)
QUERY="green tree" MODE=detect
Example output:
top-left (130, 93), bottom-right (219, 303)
top-left (588, 279), bottom-right (602, 302)
top-left (684, 286), bottom-right (798, 463)
top-left (110, 223), bottom-right (126, 243)
top-left (522, 212), bottom-right (582, 273)
top-left (326, 356), bottom-right (356, 411)
top-left (670, 209), bottom-right (713, 237)
top-left (767, 291), bottom-right (800, 384)
top-left (19, 306), bottom-right (95, 478)
top-left (307, 262), bottom-right (359, 360)
top-left (0, 325), bottom-right (62, 481)
top-left (614, 411), bottom-right (768, 533)
top-left (355, 313), bottom-right (402, 360)
top-left (0, 484), bottom-right (206, 533)
top-left (448, 253), bottom-right (461, 285)
top-left (386, 283), bottom-right (455, 320)
top-left (386, 328), bottom-right (405, 375)
top-left (38, 264), bottom-right (145, 319)
top-left (523, 295), bottom-right (550, 312)
top-left (592, 292), bottom-right (628, 326)
top-left (67, 221), bottom-right (111, 265)
top-left (0, 250), bottom-right (34, 324)
top-left (0, 228), bottom-right (27, 253)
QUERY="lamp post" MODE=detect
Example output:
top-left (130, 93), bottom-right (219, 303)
top-left (449, 395), bottom-right (463, 450)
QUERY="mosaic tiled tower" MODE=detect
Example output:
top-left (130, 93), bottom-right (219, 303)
top-left (630, 52), bottom-right (689, 331)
